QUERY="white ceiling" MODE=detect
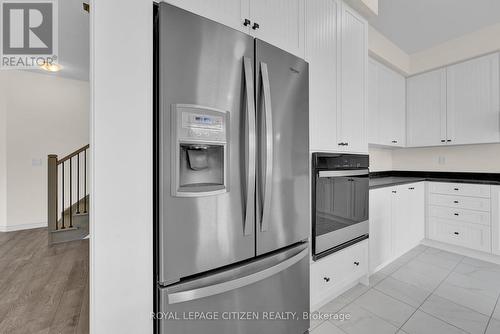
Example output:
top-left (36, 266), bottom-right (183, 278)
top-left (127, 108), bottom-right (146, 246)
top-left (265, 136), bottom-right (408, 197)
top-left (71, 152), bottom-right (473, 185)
top-left (31, 0), bottom-right (89, 81)
top-left (369, 0), bottom-right (500, 54)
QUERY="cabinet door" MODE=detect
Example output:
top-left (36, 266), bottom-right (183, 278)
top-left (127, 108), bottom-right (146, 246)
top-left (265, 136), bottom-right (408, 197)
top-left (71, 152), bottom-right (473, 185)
top-left (367, 58), bottom-right (380, 144)
top-left (391, 185), bottom-right (411, 256)
top-left (379, 64), bottom-right (405, 147)
top-left (446, 53), bottom-right (500, 145)
top-left (338, 3), bottom-right (367, 153)
top-left (407, 68), bottom-right (447, 147)
top-left (166, 0), bottom-right (250, 33)
top-left (492, 186), bottom-right (500, 256)
top-left (407, 182), bottom-right (425, 246)
top-left (369, 187), bottom-right (392, 273)
top-left (250, 0), bottom-right (305, 57)
top-left (306, 0), bottom-right (339, 151)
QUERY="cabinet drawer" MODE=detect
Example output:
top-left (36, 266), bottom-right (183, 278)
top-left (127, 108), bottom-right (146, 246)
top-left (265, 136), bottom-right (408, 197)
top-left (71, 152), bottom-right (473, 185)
top-left (428, 218), bottom-right (491, 253)
top-left (429, 182), bottom-right (491, 198)
top-left (429, 206), bottom-right (491, 226)
top-left (310, 241), bottom-right (367, 300)
top-left (429, 194), bottom-right (490, 212)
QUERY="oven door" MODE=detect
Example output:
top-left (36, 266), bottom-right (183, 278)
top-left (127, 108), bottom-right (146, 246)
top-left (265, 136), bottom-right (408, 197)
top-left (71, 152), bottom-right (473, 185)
top-left (313, 169), bottom-right (369, 257)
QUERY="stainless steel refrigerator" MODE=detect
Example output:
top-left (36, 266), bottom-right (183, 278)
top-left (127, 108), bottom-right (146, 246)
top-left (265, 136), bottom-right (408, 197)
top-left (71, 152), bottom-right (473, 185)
top-left (155, 3), bottom-right (309, 333)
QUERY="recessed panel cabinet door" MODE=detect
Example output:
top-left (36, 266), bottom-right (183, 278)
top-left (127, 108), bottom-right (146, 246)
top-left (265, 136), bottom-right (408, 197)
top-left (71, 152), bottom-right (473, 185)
top-left (407, 68), bottom-right (447, 147)
top-left (369, 187), bottom-right (392, 273)
top-left (339, 3), bottom-right (367, 153)
top-left (367, 58), bottom-right (379, 144)
top-left (306, 0), bottom-right (339, 152)
top-left (446, 53), bottom-right (500, 145)
top-left (166, 0), bottom-right (250, 33)
top-left (250, 0), bottom-right (305, 57)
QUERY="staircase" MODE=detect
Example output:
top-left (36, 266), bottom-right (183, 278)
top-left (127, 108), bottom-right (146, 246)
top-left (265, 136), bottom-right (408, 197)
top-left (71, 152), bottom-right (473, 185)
top-left (47, 145), bottom-right (89, 245)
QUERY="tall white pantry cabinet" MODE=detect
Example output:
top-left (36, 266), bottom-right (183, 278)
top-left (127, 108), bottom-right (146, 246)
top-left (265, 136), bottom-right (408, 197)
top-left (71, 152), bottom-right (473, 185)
top-left (307, 0), bottom-right (368, 154)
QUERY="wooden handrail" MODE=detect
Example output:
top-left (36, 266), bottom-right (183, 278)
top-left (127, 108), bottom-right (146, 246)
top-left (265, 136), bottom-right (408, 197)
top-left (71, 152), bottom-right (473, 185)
top-left (57, 144), bottom-right (90, 165)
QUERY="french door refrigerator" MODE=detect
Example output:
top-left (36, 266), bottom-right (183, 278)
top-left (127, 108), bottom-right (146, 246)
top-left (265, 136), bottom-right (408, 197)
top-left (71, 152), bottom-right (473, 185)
top-left (155, 3), bottom-right (309, 333)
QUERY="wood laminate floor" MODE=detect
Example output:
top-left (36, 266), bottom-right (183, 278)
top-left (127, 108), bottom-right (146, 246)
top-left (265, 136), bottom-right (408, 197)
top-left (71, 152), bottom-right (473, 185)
top-left (0, 228), bottom-right (89, 334)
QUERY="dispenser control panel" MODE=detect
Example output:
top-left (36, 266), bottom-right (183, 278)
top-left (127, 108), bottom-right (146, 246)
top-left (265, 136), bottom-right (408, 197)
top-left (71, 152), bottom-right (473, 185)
top-left (174, 104), bottom-right (228, 143)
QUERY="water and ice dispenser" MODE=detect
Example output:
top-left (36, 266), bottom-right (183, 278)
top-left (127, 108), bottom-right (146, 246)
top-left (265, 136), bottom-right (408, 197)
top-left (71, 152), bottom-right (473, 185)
top-left (171, 104), bottom-right (228, 197)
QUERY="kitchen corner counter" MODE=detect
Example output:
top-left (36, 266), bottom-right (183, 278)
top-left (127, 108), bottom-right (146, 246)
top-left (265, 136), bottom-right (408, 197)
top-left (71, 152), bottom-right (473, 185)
top-left (369, 176), bottom-right (426, 189)
top-left (370, 171), bottom-right (500, 189)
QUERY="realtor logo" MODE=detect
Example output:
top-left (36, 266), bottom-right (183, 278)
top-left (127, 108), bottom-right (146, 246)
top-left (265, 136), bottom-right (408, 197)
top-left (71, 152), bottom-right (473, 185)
top-left (1, 0), bottom-right (58, 69)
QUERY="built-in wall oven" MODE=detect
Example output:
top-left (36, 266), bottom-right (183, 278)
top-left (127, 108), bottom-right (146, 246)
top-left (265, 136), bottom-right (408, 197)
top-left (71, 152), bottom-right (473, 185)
top-left (312, 153), bottom-right (369, 260)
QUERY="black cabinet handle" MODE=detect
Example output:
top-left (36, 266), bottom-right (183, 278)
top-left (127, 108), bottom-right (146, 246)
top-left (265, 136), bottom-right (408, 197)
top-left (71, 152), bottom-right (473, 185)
top-left (354, 261), bottom-right (360, 266)
top-left (252, 22), bottom-right (260, 30)
top-left (392, 190), bottom-right (397, 193)
top-left (323, 277), bottom-right (330, 282)
top-left (454, 232), bottom-right (459, 235)
top-left (409, 187), bottom-right (415, 190)
top-left (454, 213), bottom-right (459, 216)
top-left (447, 139), bottom-right (452, 142)
top-left (345, 143), bottom-right (349, 146)
top-left (392, 140), bottom-right (398, 143)
top-left (441, 140), bottom-right (446, 143)
top-left (243, 18), bottom-right (251, 26)
top-left (454, 188), bottom-right (459, 191)
top-left (454, 200), bottom-right (459, 203)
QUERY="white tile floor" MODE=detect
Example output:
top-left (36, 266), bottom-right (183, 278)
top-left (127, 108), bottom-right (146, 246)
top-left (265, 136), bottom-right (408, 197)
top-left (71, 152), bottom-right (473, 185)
top-left (310, 245), bottom-right (500, 334)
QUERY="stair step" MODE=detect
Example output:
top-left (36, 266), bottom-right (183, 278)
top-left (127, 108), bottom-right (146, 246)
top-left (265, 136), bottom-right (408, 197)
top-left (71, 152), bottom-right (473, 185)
top-left (52, 226), bottom-right (79, 233)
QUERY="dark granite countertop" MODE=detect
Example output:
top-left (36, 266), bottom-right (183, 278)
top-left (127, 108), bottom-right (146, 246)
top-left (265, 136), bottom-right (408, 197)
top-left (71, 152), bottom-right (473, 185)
top-left (369, 171), bottom-right (500, 189)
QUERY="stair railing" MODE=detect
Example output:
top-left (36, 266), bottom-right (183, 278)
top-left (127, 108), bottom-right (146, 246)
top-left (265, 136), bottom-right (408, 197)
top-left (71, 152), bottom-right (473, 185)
top-left (47, 144), bottom-right (89, 239)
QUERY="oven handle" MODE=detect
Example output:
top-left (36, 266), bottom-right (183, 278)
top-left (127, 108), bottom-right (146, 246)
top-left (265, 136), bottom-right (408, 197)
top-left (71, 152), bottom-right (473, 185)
top-left (318, 169), bottom-right (369, 178)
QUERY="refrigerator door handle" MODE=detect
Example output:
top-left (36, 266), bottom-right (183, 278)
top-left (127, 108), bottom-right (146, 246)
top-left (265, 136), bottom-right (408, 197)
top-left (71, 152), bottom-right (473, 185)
top-left (166, 247), bottom-right (308, 304)
top-left (243, 57), bottom-right (256, 236)
top-left (259, 62), bottom-right (273, 232)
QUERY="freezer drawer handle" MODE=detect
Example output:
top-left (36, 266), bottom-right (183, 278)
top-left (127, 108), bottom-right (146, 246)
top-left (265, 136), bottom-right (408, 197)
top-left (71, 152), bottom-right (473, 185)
top-left (259, 62), bottom-right (274, 232)
top-left (243, 57), bottom-right (256, 236)
top-left (166, 248), bottom-right (308, 304)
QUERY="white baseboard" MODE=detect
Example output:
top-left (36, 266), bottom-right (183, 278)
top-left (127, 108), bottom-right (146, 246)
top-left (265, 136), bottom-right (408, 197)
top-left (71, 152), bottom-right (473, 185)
top-left (422, 239), bottom-right (500, 265)
top-left (0, 222), bottom-right (47, 232)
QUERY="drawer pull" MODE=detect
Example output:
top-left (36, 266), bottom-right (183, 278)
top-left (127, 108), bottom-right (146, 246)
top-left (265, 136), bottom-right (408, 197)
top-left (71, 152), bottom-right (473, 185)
top-left (392, 190), bottom-right (397, 194)
top-left (408, 187), bottom-right (415, 190)
top-left (323, 277), bottom-right (330, 282)
top-left (354, 261), bottom-right (360, 266)
top-left (453, 232), bottom-right (460, 235)
top-left (454, 213), bottom-right (459, 216)
top-left (454, 188), bottom-right (459, 191)
top-left (454, 200), bottom-right (459, 204)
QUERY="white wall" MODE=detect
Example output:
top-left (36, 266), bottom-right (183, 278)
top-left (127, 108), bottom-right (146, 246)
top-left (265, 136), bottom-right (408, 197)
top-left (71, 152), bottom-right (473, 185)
top-left (369, 147), bottom-right (393, 172)
top-left (411, 22), bottom-right (500, 74)
top-left (0, 73), bottom-right (7, 230)
top-left (392, 144), bottom-right (500, 173)
top-left (368, 25), bottom-right (410, 75)
top-left (90, 0), bottom-right (153, 332)
top-left (0, 71), bottom-right (89, 232)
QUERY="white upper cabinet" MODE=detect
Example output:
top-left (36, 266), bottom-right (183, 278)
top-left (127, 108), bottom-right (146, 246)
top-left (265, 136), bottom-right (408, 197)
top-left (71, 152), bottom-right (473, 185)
top-left (307, 0), bottom-right (339, 152)
top-left (166, 0), bottom-right (305, 57)
top-left (406, 68), bottom-right (447, 147)
top-left (250, 0), bottom-right (305, 57)
top-left (367, 58), bottom-right (379, 144)
top-left (367, 58), bottom-right (406, 147)
top-left (446, 53), bottom-right (500, 145)
top-left (338, 3), bottom-right (367, 153)
top-left (166, 0), bottom-right (249, 33)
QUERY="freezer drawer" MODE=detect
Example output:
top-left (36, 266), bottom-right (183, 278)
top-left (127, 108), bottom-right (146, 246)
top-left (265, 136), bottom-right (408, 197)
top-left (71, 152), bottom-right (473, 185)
top-left (158, 243), bottom-right (310, 334)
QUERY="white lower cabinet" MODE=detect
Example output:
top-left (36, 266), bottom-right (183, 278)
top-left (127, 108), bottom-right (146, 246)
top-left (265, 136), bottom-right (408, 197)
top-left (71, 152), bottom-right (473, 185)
top-left (310, 240), bottom-right (368, 311)
top-left (369, 182), bottom-right (425, 273)
top-left (428, 218), bottom-right (491, 253)
top-left (489, 186), bottom-right (500, 255)
top-left (427, 182), bottom-right (493, 253)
